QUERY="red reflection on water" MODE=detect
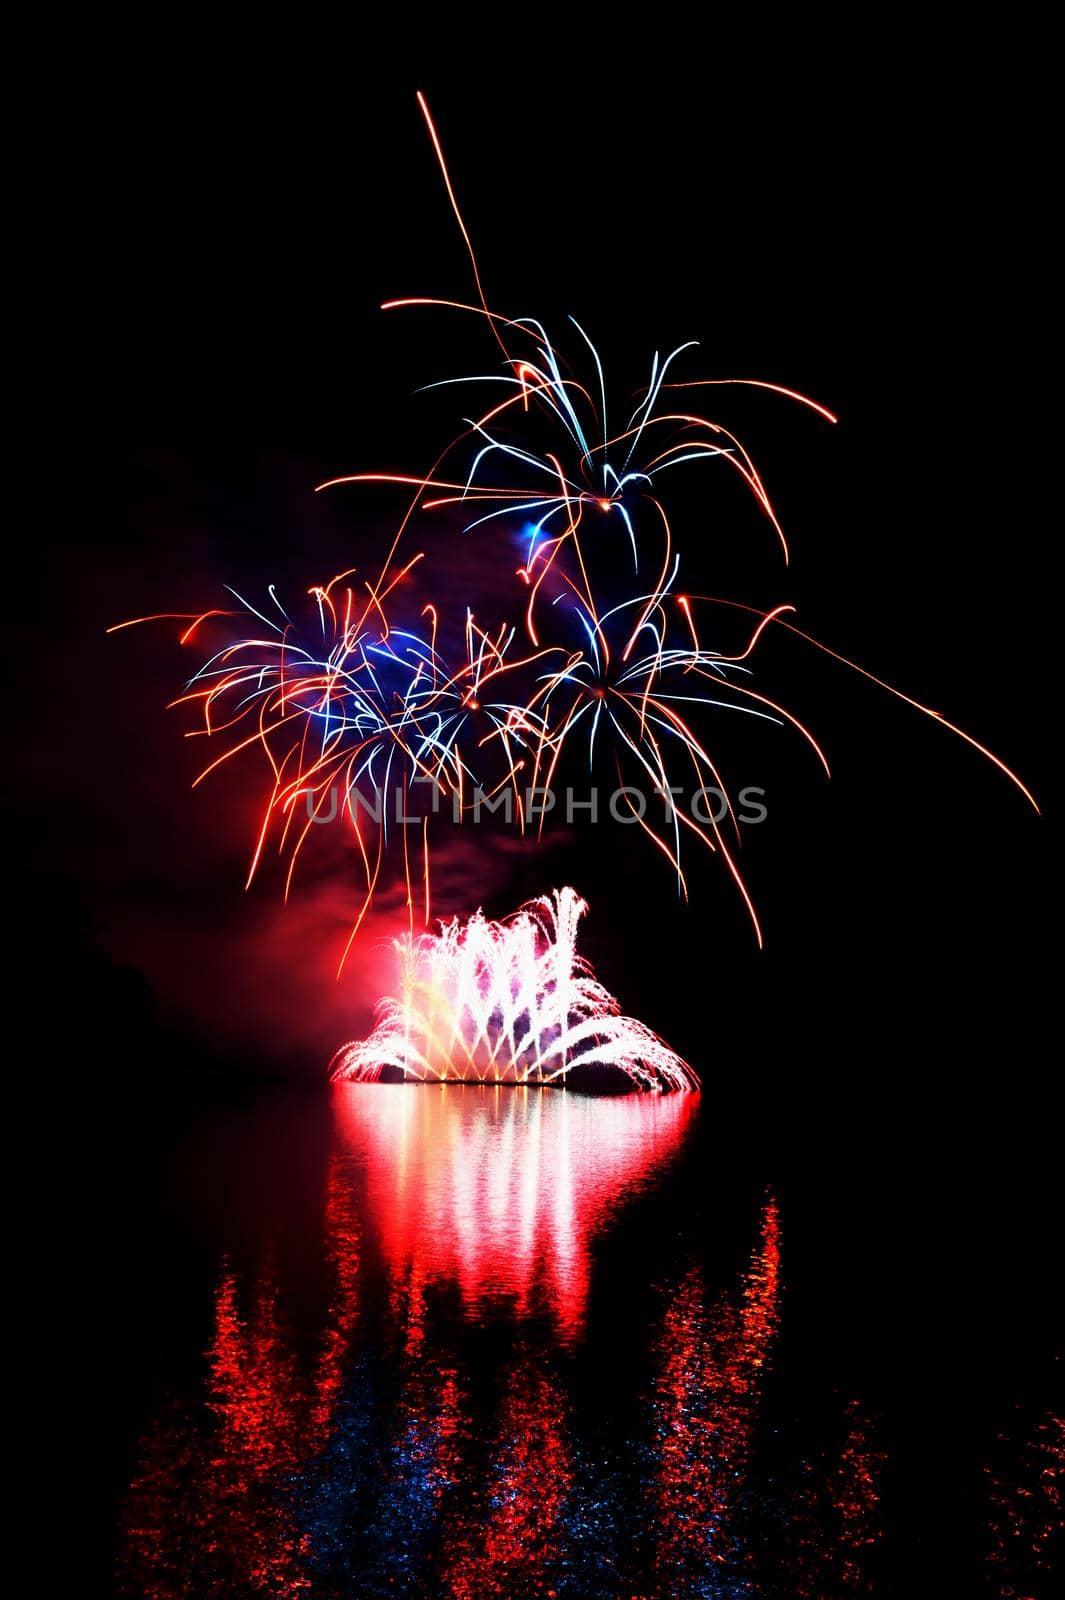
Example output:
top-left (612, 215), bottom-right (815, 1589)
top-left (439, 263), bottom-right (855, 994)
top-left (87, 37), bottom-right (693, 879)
top-left (333, 1082), bottom-right (696, 1338)
top-left (119, 1157), bottom-right (361, 1599)
top-left (438, 1356), bottom-right (571, 1600)
top-left (651, 1195), bottom-right (781, 1585)
top-left (832, 1400), bottom-right (885, 1593)
top-left (792, 1397), bottom-right (885, 1597)
top-left (986, 1395), bottom-right (1064, 1596)
top-left (310, 1157), bottom-right (361, 1432)
top-left (202, 1263), bottom-right (310, 1595)
top-left (206, 1156), bottom-right (362, 1471)
top-left (389, 1260), bottom-right (468, 1513)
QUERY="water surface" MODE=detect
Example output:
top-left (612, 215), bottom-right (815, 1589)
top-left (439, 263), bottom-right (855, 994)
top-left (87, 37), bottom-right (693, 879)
top-left (112, 1084), bottom-right (1061, 1597)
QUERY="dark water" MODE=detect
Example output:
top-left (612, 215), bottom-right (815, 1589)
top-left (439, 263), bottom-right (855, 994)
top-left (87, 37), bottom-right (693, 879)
top-left (109, 1084), bottom-right (1061, 1598)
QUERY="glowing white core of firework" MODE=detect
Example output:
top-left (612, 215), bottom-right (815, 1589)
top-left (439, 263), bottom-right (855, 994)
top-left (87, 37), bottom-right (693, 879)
top-left (331, 888), bottom-right (697, 1092)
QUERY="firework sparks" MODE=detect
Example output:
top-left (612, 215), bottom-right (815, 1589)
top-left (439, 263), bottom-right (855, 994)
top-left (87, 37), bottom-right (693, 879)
top-left (306, 91), bottom-right (1036, 939)
top-left (330, 887), bottom-right (697, 1091)
top-left (113, 89), bottom-right (1037, 968)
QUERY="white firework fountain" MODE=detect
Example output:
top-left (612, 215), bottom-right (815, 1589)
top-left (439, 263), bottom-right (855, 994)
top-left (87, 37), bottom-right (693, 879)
top-left (331, 888), bottom-right (697, 1092)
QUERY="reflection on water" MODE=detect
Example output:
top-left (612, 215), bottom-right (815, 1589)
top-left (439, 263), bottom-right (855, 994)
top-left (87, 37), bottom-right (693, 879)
top-left (438, 1354), bottom-right (570, 1599)
top-left (333, 1082), bottom-right (696, 1338)
top-left (787, 1398), bottom-right (886, 1598)
top-left (120, 1158), bottom-right (363, 1599)
top-left (985, 1390), bottom-right (1064, 1596)
top-left (649, 1197), bottom-right (780, 1590)
top-left (116, 1087), bottom-right (1061, 1597)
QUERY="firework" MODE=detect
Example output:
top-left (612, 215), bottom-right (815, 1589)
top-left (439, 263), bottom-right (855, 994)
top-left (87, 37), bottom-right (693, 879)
top-left (330, 887), bottom-right (697, 1091)
top-left (113, 89), bottom-right (1037, 968)
top-left (308, 93), bottom-right (1036, 939)
top-left (111, 575), bottom-right (560, 966)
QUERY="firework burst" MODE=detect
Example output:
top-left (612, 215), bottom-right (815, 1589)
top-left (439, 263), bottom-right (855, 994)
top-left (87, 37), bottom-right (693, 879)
top-left (330, 887), bottom-right (697, 1091)
top-left (113, 89), bottom-right (1037, 974)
